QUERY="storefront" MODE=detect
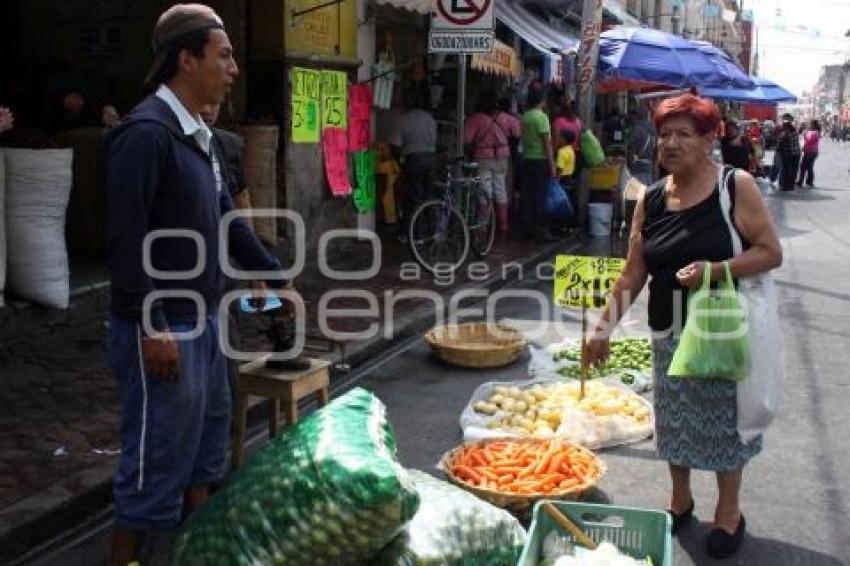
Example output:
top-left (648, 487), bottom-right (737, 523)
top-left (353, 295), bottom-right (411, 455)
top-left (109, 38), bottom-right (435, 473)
top-left (0, 0), bottom-right (249, 311)
top-left (0, 0), bottom-right (373, 309)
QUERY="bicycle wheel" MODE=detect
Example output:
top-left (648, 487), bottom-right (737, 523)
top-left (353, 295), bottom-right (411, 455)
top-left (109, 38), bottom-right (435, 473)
top-left (408, 199), bottom-right (469, 274)
top-left (467, 184), bottom-right (496, 257)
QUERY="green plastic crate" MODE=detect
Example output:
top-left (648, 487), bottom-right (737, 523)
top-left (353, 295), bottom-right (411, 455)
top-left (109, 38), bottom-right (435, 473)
top-left (518, 500), bottom-right (672, 566)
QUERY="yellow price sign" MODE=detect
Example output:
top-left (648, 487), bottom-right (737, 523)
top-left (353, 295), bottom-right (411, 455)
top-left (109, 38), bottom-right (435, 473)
top-left (291, 67), bottom-right (321, 143)
top-left (321, 70), bottom-right (348, 129)
top-left (554, 255), bottom-right (625, 309)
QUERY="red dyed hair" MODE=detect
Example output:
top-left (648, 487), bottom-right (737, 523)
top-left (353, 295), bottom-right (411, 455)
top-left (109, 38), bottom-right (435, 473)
top-left (653, 94), bottom-right (720, 135)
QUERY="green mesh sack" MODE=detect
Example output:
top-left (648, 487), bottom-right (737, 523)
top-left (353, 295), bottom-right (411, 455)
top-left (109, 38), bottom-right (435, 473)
top-left (173, 388), bottom-right (420, 565)
top-left (370, 470), bottom-right (526, 566)
top-left (668, 262), bottom-right (750, 381)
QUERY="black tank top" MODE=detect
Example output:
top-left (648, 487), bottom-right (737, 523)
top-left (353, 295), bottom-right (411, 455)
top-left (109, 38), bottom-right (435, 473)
top-left (641, 167), bottom-right (747, 332)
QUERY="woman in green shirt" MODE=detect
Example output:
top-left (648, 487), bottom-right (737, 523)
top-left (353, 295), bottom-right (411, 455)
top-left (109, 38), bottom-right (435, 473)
top-left (520, 82), bottom-right (558, 242)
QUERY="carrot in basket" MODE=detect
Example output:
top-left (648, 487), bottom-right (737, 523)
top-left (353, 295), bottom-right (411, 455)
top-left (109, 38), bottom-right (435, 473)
top-left (454, 465), bottom-right (483, 483)
top-left (450, 440), bottom-right (601, 494)
top-left (469, 451), bottom-right (488, 467)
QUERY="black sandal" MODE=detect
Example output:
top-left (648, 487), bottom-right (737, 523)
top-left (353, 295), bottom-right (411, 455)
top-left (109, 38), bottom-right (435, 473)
top-left (666, 498), bottom-right (695, 534)
top-left (706, 514), bottom-right (746, 559)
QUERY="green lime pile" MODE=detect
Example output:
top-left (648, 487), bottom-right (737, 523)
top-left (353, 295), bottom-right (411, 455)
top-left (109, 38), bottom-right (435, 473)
top-left (173, 388), bottom-right (420, 565)
top-left (555, 338), bottom-right (652, 384)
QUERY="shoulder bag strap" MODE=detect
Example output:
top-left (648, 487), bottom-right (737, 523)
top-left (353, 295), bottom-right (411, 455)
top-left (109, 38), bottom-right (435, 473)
top-left (469, 115), bottom-right (499, 155)
top-left (718, 164), bottom-right (743, 256)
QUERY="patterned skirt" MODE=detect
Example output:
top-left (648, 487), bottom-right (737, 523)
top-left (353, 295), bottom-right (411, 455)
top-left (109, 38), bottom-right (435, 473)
top-left (653, 335), bottom-right (762, 471)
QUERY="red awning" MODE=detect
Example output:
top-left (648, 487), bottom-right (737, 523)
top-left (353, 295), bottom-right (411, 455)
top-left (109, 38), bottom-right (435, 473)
top-left (596, 77), bottom-right (671, 94)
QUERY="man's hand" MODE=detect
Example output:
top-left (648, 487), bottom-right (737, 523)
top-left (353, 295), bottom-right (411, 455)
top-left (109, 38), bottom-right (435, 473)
top-left (249, 280), bottom-right (268, 311)
top-left (141, 331), bottom-right (179, 380)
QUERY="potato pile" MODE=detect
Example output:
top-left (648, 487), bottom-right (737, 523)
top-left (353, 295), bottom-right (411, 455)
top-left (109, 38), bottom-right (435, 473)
top-left (472, 382), bottom-right (651, 439)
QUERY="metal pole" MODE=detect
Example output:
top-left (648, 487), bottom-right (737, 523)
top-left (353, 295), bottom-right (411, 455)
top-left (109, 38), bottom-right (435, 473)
top-left (839, 66), bottom-right (847, 130)
top-left (456, 53), bottom-right (467, 163)
top-left (577, 0), bottom-right (603, 228)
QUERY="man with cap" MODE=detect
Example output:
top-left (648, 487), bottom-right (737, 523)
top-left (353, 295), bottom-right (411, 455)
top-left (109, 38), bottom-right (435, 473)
top-left (104, 5), bottom-right (295, 563)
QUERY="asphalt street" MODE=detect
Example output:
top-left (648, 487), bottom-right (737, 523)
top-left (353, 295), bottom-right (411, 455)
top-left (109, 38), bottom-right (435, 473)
top-left (25, 141), bottom-right (850, 565)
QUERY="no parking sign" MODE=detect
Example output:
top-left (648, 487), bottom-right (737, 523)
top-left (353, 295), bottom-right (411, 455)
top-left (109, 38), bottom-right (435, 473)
top-left (429, 0), bottom-right (495, 53)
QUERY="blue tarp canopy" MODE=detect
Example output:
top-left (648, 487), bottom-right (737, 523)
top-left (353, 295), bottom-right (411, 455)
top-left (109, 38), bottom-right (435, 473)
top-left (690, 40), bottom-right (755, 89)
top-left (598, 27), bottom-right (754, 89)
top-left (701, 77), bottom-right (798, 103)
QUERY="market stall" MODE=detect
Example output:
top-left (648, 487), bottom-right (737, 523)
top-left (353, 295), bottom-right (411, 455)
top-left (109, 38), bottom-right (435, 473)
top-left (176, 248), bottom-right (675, 565)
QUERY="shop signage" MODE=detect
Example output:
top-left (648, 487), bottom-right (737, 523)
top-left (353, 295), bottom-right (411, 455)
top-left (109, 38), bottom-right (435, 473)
top-left (284, 0), bottom-right (357, 59)
top-left (321, 70), bottom-right (348, 129)
top-left (291, 67), bottom-right (322, 143)
top-left (554, 255), bottom-right (624, 309)
top-left (429, 0), bottom-right (495, 54)
top-left (322, 128), bottom-right (351, 196)
top-left (348, 84), bottom-right (372, 152)
top-left (353, 151), bottom-right (376, 213)
top-left (429, 31), bottom-right (494, 53)
top-left (432, 0), bottom-right (495, 30)
top-left (471, 39), bottom-right (519, 77)
top-left (578, 0), bottom-right (604, 97)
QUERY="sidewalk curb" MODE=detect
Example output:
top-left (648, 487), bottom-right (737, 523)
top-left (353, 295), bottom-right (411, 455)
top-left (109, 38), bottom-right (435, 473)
top-left (0, 238), bottom-right (579, 562)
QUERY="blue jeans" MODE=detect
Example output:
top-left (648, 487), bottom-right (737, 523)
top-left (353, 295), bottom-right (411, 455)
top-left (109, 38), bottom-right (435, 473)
top-left (109, 313), bottom-right (231, 530)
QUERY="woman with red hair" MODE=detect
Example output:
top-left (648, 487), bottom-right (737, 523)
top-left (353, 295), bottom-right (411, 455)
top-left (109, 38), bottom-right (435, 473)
top-left (585, 94), bottom-right (783, 559)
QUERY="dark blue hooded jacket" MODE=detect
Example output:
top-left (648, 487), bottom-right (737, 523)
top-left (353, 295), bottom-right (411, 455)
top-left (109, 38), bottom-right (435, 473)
top-left (105, 95), bottom-right (282, 330)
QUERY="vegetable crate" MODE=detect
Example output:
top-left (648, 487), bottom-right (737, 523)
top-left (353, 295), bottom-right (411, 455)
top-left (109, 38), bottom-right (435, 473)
top-left (518, 500), bottom-right (672, 566)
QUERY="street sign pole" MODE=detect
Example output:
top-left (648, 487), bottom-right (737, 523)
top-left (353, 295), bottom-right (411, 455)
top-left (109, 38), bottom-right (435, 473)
top-left (577, 0), bottom-right (603, 227)
top-left (429, 0), bottom-right (493, 165)
top-left (457, 53), bottom-right (468, 163)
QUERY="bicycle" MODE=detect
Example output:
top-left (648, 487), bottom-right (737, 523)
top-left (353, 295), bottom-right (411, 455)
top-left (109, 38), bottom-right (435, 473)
top-left (408, 159), bottom-right (496, 274)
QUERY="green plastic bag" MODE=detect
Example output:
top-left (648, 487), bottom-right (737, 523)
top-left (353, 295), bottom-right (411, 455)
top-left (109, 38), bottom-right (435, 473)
top-left (370, 470), bottom-right (526, 566)
top-left (580, 130), bottom-right (606, 167)
top-left (668, 262), bottom-right (750, 380)
top-left (172, 388), bottom-right (420, 565)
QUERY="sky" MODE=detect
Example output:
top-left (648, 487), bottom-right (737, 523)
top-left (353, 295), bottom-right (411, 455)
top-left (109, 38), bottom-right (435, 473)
top-left (750, 0), bottom-right (850, 96)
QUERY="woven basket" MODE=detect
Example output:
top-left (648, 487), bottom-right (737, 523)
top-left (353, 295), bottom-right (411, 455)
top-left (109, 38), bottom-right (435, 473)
top-left (440, 438), bottom-right (607, 517)
top-left (425, 322), bottom-right (526, 368)
top-left (441, 438), bottom-right (606, 517)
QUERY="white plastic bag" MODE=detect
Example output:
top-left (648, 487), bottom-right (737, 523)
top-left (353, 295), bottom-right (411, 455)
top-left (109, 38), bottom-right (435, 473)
top-left (735, 274), bottom-right (782, 443)
top-left (460, 378), bottom-right (559, 442)
top-left (718, 165), bottom-right (782, 443)
top-left (459, 379), bottom-right (654, 449)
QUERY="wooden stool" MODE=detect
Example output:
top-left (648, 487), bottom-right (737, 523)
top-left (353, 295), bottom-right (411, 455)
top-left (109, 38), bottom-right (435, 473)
top-left (231, 355), bottom-right (330, 470)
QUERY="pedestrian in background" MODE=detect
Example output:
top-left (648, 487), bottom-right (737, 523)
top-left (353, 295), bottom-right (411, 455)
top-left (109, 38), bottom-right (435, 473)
top-left (586, 93), bottom-right (782, 560)
top-left (104, 5), bottom-right (292, 564)
top-left (603, 108), bottom-right (626, 150)
top-left (626, 106), bottom-right (657, 187)
top-left (464, 91), bottom-right (521, 238)
top-left (796, 119), bottom-right (821, 189)
top-left (391, 88), bottom-right (437, 244)
top-left (551, 95), bottom-right (582, 153)
top-left (201, 103), bottom-right (257, 217)
top-left (720, 122), bottom-right (754, 171)
top-left (775, 117), bottom-right (801, 191)
top-left (520, 81), bottom-right (557, 242)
